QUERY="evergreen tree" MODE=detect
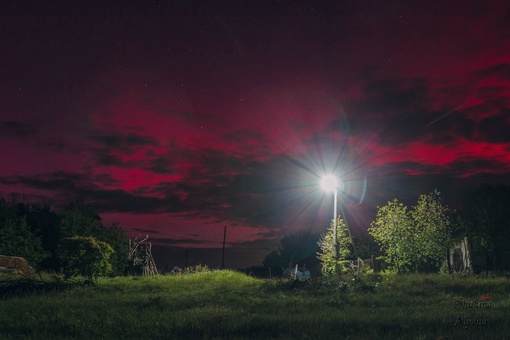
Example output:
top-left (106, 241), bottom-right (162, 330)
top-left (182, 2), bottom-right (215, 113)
top-left (317, 215), bottom-right (351, 275)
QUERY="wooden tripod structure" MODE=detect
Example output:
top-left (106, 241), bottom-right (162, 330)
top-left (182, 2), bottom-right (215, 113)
top-left (128, 235), bottom-right (158, 276)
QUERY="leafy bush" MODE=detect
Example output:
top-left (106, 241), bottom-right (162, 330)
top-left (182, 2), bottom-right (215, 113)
top-left (369, 191), bottom-right (453, 273)
top-left (59, 236), bottom-right (114, 283)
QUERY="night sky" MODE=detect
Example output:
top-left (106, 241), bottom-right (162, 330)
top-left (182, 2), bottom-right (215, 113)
top-left (1, 1), bottom-right (510, 268)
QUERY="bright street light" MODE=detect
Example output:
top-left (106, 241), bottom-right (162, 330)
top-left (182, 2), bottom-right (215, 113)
top-left (321, 175), bottom-right (337, 192)
top-left (321, 175), bottom-right (339, 260)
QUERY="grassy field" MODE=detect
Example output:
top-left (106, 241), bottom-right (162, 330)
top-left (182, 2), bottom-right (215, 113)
top-left (1, 271), bottom-right (509, 339)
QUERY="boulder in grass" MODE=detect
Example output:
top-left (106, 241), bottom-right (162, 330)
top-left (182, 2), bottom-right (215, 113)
top-left (0, 255), bottom-right (36, 275)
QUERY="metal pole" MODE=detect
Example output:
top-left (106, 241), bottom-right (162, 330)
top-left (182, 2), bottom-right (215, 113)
top-left (221, 225), bottom-right (227, 269)
top-left (334, 188), bottom-right (338, 259)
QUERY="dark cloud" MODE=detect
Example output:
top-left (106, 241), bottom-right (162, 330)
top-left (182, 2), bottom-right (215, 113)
top-left (89, 189), bottom-right (180, 214)
top-left (476, 85), bottom-right (508, 99)
top-left (0, 121), bottom-right (38, 139)
top-left (221, 129), bottom-right (267, 144)
top-left (90, 132), bottom-right (158, 153)
top-left (93, 173), bottom-right (119, 187)
top-left (477, 110), bottom-right (510, 143)
top-left (95, 152), bottom-right (126, 167)
top-left (0, 171), bottom-right (85, 192)
top-left (0, 171), bottom-right (183, 215)
top-left (130, 151), bottom-right (316, 229)
top-left (132, 228), bottom-right (161, 235)
top-left (344, 76), bottom-right (433, 146)
top-left (447, 158), bottom-right (510, 178)
top-left (361, 77), bottom-right (428, 111)
top-left (476, 63), bottom-right (510, 80)
top-left (145, 155), bottom-right (176, 174)
top-left (90, 132), bottom-right (167, 169)
top-left (430, 114), bottom-right (476, 143)
top-left (150, 237), bottom-right (209, 246)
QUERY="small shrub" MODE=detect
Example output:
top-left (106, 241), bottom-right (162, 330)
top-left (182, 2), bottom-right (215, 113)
top-left (184, 264), bottom-right (211, 274)
top-left (362, 273), bottom-right (383, 284)
top-left (338, 276), bottom-right (376, 292)
top-left (59, 236), bottom-right (114, 283)
top-left (168, 264), bottom-right (211, 276)
top-left (262, 275), bottom-right (377, 294)
top-left (439, 265), bottom-right (450, 275)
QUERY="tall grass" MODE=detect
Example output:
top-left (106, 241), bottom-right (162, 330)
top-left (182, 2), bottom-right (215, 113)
top-left (1, 271), bottom-right (509, 339)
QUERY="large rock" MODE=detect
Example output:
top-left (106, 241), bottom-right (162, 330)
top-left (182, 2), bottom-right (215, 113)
top-left (0, 255), bottom-right (36, 275)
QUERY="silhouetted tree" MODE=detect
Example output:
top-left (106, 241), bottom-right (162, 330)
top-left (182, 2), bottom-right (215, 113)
top-left (0, 196), bottom-right (129, 275)
top-left (351, 234), bottom-right (380, 260)
top-left (0, 199), bottom-right (48, 267)
top-left (101, 222), bottom-right (129, 275)
top-left (59, 200), bottom-right (103, 238)
top-left (24, 204), bottom-right (61, 271)
top-left (462, 185), bottom-right (510, 272)
top-left (262, 250), bottom-right (282, 275)
top-left (263, 231), bottom-right (320, 276)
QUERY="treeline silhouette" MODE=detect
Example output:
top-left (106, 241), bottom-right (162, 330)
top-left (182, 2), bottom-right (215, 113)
top-left (0, 197), bottom-right (128, 275)
top-left (460, 184), bottom-right (510, 273)
top-left (2, 184), bottom-right (510, 277)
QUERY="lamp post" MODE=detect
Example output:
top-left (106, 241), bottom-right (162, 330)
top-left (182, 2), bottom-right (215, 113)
top-left (321, 175), bottom-right (339, 260)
